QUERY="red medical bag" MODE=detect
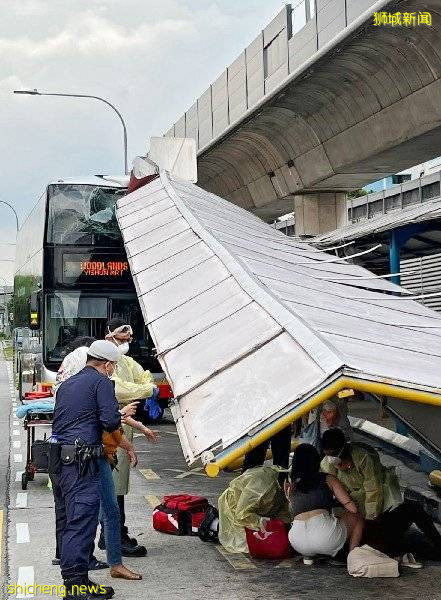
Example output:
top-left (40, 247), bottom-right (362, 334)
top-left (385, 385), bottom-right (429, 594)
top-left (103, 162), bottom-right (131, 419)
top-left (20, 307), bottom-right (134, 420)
top-left (245, 519), bottom-right (294, 560)
top-left (153, 494), bottom-right (209, 536)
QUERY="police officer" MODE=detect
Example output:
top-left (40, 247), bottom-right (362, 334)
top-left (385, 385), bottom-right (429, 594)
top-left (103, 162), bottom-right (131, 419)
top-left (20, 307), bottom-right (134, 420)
top-left (52, 340), bottom-right (123, 599)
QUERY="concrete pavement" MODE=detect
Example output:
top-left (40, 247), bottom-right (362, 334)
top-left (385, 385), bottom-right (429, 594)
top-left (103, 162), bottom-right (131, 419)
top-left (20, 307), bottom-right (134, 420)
top-left (1, 352), bottom-right (441, 599)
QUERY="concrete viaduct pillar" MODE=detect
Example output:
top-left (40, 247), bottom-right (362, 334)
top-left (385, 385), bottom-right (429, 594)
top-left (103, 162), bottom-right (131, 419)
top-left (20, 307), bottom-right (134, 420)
top-left (293, 192), bottom-right (347, 237)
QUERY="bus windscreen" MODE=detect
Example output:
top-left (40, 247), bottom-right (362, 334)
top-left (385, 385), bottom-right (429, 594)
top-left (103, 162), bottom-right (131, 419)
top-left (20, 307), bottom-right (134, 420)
top-left (46, 184), bottom-right (125, 246)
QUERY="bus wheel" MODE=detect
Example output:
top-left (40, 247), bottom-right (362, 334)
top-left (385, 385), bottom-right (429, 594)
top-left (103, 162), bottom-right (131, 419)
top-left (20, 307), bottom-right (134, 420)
top-left (21, 472), bottom-right (28, 490)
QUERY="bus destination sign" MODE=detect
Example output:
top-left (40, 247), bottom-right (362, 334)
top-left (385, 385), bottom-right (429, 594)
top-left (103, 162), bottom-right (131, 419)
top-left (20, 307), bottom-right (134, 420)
top-left (62, 254), bottom-right (131, 283)
top-left (80, 260), bottom-right (128, 277)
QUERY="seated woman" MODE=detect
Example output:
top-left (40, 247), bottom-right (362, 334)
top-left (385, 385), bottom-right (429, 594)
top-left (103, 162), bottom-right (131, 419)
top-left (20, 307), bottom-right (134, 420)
top-left (286, 444), bottom-right (363, 563)
top-left (218, 465), bottom-right (291, 553)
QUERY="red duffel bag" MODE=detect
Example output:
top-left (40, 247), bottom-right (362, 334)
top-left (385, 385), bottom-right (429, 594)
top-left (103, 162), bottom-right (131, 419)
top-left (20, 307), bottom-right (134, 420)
top-left (245, 519), bottom-right (294, 560)
top-left (153, 494), bottom-right (209, 536)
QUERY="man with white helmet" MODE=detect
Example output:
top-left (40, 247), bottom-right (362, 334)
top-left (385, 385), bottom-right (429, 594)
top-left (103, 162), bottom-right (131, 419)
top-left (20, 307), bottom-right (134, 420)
top-left (52, 340), bottom-right (123, 599)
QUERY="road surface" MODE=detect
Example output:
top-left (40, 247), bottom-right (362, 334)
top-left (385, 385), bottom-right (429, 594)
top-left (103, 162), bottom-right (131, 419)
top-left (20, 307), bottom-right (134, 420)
top-left (1, 353), bottom-right (440, 599)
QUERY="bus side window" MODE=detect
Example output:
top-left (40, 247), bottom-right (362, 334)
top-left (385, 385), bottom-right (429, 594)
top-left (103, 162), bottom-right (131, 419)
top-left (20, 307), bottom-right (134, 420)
top-left (29, 291), bottom-right (41, 331)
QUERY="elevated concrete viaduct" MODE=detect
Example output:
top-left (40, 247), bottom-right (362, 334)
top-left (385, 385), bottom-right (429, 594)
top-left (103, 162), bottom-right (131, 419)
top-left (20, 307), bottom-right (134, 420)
top-left (165, 0), bottom-right (441, 234)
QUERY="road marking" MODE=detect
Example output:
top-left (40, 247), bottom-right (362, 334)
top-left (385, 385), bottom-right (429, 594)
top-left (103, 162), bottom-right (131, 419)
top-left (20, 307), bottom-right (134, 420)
top-left (13, 440), bottom-right (21, 449)
top-left (0, 510), bottom-right (3, 576)
top-left (13, 430), bottom-right (20, 436)
top-left (139, 468), bottom-right (160, 480)
top-left (14, 454), bottom-right (23, 463)
top-left (164, 467), bottom-right (207, 479)
top-left (145, 494), bottom-right (161, 508)
top-left (16, 493), bottom-right (28, 509)
top-left (161, 430), bottom-right (179, 436)
top-left (16, 471), bottom-right (24, 482)
top-left (16, 565), bottom-right (34, 598)
top-left (216, 546), bottom-right (257, 570)
top-left (16, 522), bottom-right (30, 544)
top-left (13, 420), bottom-right (19, 426)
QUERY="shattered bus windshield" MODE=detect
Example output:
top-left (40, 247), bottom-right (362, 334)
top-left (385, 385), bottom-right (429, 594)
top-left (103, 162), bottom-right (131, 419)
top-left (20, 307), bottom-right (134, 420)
top-left (46, 184), bottom-right (125, 246)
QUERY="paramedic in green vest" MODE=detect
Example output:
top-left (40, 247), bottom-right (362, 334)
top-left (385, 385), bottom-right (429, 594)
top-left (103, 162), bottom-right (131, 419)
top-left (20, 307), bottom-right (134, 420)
top-left (321, 428), bottom-right (441, 562)
top-left (103, 319), bottom-right (159, 557)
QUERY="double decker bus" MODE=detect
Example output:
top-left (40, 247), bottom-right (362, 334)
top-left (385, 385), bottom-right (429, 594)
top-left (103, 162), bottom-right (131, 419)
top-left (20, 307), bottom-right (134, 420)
top-left (14, 175), bottom-right (160, 397)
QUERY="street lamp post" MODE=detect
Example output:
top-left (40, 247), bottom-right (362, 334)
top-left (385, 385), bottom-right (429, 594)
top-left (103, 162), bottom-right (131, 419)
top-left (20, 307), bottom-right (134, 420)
top-left (14, 89), bottom-right (129, 175)
top-left (0, 275), bottom-right (12, 336)
top-left (0, 200), bottom-right (19, 232)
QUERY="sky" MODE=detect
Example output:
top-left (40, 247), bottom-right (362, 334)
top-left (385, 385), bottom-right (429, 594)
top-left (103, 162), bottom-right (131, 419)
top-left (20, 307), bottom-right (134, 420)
top-left (0, 0), bottom-right (285, 283)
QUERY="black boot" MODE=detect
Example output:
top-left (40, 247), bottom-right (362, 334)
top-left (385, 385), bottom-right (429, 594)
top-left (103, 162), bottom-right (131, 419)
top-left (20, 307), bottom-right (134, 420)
top-left (87, 578), bottom-right (114, 599)
top-left (121, 532), bottom-right (139, 547)
top-left (121, 539), bottom-right (147, 557)
top-left (63, 577), bottom-right (97, 600)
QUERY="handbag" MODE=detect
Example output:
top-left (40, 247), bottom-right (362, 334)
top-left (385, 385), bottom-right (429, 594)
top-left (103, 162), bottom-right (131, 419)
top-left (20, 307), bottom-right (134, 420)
top-left (347, 545), bottom-right (399, 578)
top-left (102, 428), bottom-right (123, 465)
top-left (245, 519), bottom-right (294, 560)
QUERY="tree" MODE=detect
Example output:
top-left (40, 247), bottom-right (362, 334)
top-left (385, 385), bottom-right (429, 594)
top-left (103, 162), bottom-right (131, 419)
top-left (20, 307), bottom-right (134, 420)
top-left (348, 189), bottom-right (370, 198)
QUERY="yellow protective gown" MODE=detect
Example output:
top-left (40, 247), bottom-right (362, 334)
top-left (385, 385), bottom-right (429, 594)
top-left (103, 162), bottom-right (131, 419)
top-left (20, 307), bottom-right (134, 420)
top-left (111, 354), bottom-right (155, 495)
top-left (321, 442), bottom-right (401, 520)
top-left (218, 466), bottom-right (291, 554)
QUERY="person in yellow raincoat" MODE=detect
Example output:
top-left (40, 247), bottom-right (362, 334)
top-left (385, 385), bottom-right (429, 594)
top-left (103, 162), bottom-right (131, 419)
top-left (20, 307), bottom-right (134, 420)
top-left (218, 465), bottom-right (291, 554)
top-left (321, 428), bottom-right (441, 563)
top-left (104, 319), bottom-right (158, 557)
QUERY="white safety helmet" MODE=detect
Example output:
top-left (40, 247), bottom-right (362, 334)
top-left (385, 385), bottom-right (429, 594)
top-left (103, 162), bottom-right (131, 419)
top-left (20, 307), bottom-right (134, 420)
top-left (87, 340), bottom-right (120, 363)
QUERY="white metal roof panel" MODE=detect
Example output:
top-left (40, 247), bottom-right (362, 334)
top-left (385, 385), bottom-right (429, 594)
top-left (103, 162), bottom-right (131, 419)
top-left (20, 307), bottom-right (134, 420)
top-left (149, 278), bottom-right (251, 352)
top-left (165, 303), bottom-right (283, 397)
top-left (175, 333), bottom-right (326, 459)
top-left (116, 172), bottom-right (441, 466)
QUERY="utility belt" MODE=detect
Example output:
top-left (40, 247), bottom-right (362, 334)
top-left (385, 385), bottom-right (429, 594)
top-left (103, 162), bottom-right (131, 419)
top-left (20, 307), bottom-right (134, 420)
top-left (48, 439), bottom-right (103, 476)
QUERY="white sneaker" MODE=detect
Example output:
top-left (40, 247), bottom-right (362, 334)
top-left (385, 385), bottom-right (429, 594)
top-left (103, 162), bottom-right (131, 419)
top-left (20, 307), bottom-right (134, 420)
top-left (400, 553), bottom-right (423, 569)
top-left (303, 557), bottom-right (314, 566)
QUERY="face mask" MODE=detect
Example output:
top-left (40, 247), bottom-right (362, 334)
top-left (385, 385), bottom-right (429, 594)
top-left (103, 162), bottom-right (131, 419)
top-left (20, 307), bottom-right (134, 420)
top-left (117, 342), bottom-right (129, 355)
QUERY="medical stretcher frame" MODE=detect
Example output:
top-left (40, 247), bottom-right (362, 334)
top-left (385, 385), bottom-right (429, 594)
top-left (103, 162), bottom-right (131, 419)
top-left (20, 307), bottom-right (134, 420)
top-left (21, 410), bottom-right (53, 490)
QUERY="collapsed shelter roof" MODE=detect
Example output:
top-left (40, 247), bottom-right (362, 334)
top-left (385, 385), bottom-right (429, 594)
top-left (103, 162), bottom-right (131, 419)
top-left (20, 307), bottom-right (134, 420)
top-left (116, 172), bottom-right (441, 473)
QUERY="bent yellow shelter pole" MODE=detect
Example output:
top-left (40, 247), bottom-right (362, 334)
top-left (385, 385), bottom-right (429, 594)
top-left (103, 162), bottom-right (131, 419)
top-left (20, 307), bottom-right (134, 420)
top-left (204, 376), bottom-right (441, 477)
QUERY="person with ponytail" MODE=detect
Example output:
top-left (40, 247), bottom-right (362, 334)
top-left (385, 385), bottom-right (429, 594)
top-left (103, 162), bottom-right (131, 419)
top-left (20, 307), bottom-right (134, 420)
top-left (285, 443), bottom-right (363, 563)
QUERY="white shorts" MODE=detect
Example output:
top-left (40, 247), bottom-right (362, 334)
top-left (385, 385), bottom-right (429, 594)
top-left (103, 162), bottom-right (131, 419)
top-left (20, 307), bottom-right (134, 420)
top-left (288, 513), bottom-right (347, 558)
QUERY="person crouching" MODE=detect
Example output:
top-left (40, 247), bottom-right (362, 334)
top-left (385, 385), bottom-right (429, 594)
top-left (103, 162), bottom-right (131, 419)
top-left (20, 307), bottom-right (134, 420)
top-left (286, 444), bottom-right (363, 564)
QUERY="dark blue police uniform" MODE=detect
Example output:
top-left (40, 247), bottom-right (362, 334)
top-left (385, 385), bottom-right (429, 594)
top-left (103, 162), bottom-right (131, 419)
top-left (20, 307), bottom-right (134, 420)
top-left (53, 366), bottom-right (121, 588)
